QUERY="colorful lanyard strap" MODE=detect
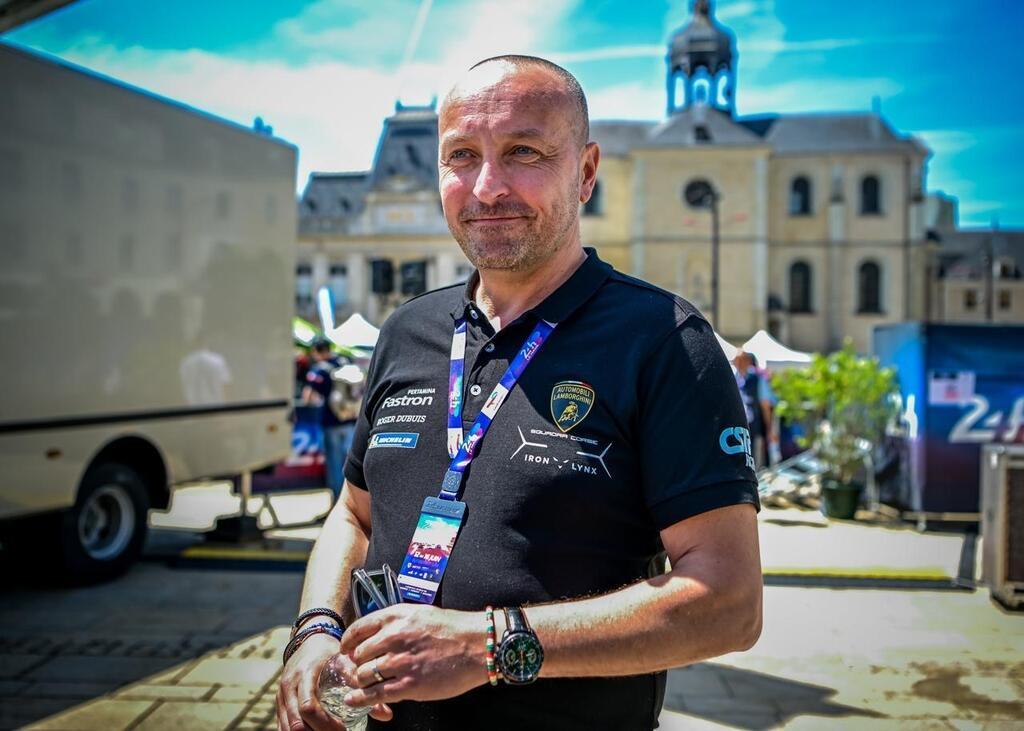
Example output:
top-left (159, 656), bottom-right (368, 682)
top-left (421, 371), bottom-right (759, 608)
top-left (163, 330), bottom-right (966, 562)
top-left (441, 314), bottom-right (557, 500)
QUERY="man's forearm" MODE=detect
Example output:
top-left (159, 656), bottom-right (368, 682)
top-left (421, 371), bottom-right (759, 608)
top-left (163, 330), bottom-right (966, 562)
top-left (297, 495), bottom-right (371, 627)
top-left (526, 558), bottom-right (761, 678)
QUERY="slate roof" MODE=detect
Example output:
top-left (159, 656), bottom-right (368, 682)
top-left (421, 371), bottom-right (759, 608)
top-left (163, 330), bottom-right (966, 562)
top-left (589, 120), bottom-right (656, 156)
top-left (299, 103), bottom-right (438, 233)
top-left (367, 103), bottom-right (439, 192)
top-left (751, 113), bottom-right (928, 155)
top-left (645, 106), bottom-right (764, 147)
top-left (931, 228), bottom-right (1024, 279)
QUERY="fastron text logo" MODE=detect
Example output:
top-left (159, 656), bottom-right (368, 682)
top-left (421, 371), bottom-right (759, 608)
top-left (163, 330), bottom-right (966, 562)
top-left (719, 427), bottom-right (755, 470)
top-left (383, 394), bottom-right (434, 409)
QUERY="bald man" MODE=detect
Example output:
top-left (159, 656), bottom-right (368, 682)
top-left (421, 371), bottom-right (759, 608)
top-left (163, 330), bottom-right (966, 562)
top-left (277, 56), bottom-right (762, 731)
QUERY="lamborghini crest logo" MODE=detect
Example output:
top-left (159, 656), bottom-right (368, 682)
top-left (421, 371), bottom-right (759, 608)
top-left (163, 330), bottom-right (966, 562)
top-left (550, 381), bottom-right (595, 433)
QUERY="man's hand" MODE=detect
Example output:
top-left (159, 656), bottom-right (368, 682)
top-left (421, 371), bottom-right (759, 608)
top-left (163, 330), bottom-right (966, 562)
top-left (339, 604), bottom-right (487, 708)
top-left (276, 633), bottom-right (393, 731)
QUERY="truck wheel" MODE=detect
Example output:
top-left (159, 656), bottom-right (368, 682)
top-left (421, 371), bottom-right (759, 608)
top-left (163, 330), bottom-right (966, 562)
top-left (57, 462), bottom-right (150, 583)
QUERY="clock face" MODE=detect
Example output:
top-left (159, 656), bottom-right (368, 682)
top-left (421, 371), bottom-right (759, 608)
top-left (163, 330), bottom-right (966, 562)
top-left (499, 633), bottom-right (544, 683)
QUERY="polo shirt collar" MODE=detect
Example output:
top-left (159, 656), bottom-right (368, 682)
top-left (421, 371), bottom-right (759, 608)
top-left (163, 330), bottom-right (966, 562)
top-left (451, 247), bottom-right (611, 324)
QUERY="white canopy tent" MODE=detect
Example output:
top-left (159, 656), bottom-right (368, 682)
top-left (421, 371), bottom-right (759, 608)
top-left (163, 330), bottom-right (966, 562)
top-left (715, 332), bottom-right (741, 361)
top-left (327, 313), bottom-right (380, 350)
top-left (741, 329), bottom-right (813, 370)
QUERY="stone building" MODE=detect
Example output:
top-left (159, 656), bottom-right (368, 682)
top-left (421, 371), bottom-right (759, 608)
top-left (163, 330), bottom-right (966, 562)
top-left (298, 0), bottom-right (936, 353)
top-left (928, 227), bottom-right (1024, 323)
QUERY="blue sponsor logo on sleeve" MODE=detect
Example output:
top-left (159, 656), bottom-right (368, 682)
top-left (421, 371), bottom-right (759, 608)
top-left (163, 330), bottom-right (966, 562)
top-left (369, 432), bottom-right (420, 449)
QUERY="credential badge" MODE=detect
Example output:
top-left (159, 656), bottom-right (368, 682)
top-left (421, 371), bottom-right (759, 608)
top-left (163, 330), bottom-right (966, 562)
top-left (550, 380), bottom-right (595, 433)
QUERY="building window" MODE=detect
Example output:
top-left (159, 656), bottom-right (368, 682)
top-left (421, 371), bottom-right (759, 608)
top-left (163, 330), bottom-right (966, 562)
top-left (964, 289), bottom-right (977, 311)
top-left (583, 180), bottom-right (603, 216)
top-left (694, 125), bottom-right (712, 143)
top-left (860, 175), bottom-right (881, 215)
top-left (455, 263), bottom-right (474, 282)
top-left (857, 260), bottom-right (883, 314)
top-left (789, 176), bottom-right (812, 216)
top-left (329, 264), bottom-right (348, 306)
top-left (999, 290), bottom-right (1012, 310)
top-left (296, 264), bottom-right (313, 309)
top-left (788, 261), bottom-right (813, 313)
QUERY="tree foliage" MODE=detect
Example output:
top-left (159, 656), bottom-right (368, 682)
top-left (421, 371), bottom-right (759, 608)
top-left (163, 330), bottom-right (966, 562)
top-left (772, 341), bottom-right (899, 484)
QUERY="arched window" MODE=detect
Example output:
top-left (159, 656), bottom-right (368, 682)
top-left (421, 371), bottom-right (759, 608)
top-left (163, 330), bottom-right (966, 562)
top-left (789, 176), bottom-right (812, 215)
top-left (857, 260), bottom-right (882, 314)
top-left (788, 261), bottom-right (813, 313)
top-left (583, 179), bottom-right (602, 216)
top-left (860, 175), bottom-right (881, 215)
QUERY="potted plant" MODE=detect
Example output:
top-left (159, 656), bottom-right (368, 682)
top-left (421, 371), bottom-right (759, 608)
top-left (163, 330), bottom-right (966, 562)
top-left (771, 341), bottom-right (899, 519)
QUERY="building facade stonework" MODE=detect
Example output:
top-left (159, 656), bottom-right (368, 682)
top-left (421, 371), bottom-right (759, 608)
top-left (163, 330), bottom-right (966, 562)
top-left (298, 0), bottom-right (938, 354)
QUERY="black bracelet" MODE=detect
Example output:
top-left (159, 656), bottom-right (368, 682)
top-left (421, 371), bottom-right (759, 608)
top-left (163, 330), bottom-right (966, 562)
top-left (292, 607), bottom-right (345, 636)
top-left (282, 623), bottom-right (343, 666)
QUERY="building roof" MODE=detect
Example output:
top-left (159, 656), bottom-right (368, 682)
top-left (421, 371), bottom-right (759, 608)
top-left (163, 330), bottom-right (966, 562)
top-left (646, 106), bottom-right (763, 147)
top-left (299, 102), bottom-right (439, 233)
top-left (749, 113), bottom-right (928, 156)
top-left (931, 228), bottom-right (1024, 279)
top-left (367, 103), bottom-right (439, 192)
top-left (589, 120), bottom-right (657, 156)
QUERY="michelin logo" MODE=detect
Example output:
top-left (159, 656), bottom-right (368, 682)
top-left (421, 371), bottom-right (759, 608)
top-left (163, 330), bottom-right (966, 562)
top-left (369, 432), bottom-right (419, 449)
top-left (720, 427), bottom-right (755, 470)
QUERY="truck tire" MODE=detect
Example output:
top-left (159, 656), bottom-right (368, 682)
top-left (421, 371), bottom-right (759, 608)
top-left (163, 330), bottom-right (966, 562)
top-left (56, 462), bottom-right (150, 583)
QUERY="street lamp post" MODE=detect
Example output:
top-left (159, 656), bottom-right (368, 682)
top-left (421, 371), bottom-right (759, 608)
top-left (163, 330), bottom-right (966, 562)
top-left (684, 179), bottom-right (721, 326)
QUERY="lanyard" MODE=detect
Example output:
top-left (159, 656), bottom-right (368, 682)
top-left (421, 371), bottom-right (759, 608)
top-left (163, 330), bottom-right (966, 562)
top-left (440, 314), bottom-right (556, 500)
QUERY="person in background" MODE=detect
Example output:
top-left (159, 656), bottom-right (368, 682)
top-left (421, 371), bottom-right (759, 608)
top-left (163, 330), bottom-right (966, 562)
top-left (732, 350), bottom-right (776, 468)
top-left (302, 336), bottom-right (351, 501)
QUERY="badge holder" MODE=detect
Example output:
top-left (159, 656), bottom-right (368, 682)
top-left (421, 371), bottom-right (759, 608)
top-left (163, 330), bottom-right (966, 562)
top-left (396, 496), bottom-right (466, 604)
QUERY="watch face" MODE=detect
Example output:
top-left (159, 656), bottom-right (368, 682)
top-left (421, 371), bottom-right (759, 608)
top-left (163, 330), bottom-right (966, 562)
top-left (498, 632), bottom-right (544, 684)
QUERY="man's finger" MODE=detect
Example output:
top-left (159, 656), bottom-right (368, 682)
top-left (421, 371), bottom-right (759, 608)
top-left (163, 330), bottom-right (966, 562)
top-left (348, 631), bottom-right (397, 668)
top-left (339, 613), bottom-right (386, 654)
top-left (341, 677), bottom-right (410, 708)
top-left (369, 703), bottom-right (394, 722)
top-left (280, 676), bottom-right (312, 731)
top-left (297, 663), bottom-right (342, 730)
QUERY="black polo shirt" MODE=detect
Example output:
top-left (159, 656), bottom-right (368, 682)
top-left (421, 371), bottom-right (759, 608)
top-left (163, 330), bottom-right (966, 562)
top-left (345, 249), bottom-right (759, 731)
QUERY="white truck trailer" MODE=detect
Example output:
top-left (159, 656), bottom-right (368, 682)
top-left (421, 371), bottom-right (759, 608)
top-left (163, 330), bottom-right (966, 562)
top-left (0, 43), bottom-right (297, 580)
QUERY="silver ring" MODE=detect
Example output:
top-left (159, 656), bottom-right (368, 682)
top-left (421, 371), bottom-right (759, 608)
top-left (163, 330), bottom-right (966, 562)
top-left (372, 663), bottom-right (386, 684)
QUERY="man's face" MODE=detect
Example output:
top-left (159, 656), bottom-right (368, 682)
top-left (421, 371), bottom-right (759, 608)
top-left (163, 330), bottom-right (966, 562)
top-left (438, 65), bottom-right (596, 272)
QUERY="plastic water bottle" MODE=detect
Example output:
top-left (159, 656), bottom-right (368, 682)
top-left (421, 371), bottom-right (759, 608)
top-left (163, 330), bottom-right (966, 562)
top-left (317, 654), bottom-right (371, 730)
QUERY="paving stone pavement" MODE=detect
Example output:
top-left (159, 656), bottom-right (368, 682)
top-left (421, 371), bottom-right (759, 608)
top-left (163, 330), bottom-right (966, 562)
top-left (2, 520), bottom-right (1022, 730)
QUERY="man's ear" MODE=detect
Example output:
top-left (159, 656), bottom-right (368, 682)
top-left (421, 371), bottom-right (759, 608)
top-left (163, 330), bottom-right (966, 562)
top-left (579, 142), bottom-right (601, 203)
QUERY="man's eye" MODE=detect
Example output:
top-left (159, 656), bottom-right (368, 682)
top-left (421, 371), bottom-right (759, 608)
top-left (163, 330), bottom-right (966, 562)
top-left (511, 145), bottom-right (538, 156)
top-left (447, 149), bottom-right (472, 162)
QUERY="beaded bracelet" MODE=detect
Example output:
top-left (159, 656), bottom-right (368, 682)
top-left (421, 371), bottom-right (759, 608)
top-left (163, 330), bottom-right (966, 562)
top-left (291, 607), bottom-right (345, 638)
top-left (485, 606), bottom-right (498, 686)
top-left (282, 622), bottom-right (343, 666)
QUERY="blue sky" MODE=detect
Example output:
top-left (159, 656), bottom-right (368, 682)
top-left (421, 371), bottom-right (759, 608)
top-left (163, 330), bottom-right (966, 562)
top-left (5, 0), bottom-right (1022, 227)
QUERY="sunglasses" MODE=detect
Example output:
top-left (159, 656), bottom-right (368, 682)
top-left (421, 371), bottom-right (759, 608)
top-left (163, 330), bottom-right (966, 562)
top-left (351, 564), bottom-right (402, 618)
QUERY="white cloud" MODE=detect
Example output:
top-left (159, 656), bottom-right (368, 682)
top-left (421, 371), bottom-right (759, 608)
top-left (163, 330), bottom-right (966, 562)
top-left (46, 0), bottom-right (581, 190)
top-left (587, 82), bottom-right (663, 121)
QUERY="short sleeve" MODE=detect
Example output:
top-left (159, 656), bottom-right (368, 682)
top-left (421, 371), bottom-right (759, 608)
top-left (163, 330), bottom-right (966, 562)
top-left (638, 316), bottom-right (760, 529)
top-left (343, 347), bottom-right (385, 490)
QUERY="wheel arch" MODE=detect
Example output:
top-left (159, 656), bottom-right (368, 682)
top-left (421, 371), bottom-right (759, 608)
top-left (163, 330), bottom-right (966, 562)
top-left (84, 436), bottom-right (169, 511)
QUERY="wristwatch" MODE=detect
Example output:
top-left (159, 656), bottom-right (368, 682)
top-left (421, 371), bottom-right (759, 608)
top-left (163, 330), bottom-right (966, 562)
top-left (496, 606), bottom-right (544, 684)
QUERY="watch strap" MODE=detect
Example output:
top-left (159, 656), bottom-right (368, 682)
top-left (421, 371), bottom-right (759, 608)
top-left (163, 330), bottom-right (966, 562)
top-left (503, 606), bottom-right (530, 636)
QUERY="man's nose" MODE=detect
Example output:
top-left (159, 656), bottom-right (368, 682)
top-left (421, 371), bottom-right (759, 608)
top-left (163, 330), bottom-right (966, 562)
top-left (472, 159), bottom-right (510, 205)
